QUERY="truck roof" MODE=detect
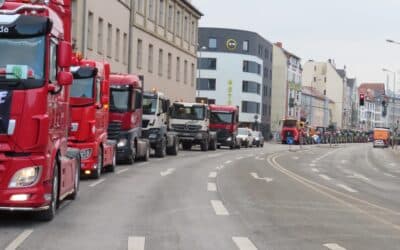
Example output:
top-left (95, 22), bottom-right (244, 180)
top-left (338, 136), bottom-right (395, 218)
top-left (209, 104), bottom-right (238, 112)
top-left (173, 102), bottom-right (207, 107)
top-left (110, 74), bottom-right (142, 89)
top-left (72, 59), bottom-right (110, 79)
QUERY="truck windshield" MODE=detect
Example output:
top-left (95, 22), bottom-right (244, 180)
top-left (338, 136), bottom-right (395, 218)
top-left (71, 78), bottom-right (94, 98)
top-left (0, 36), bottom-right (45, 88)
top-left (110, 88), bottom-right (130, 112)
top-left (210, 112), bottom-right (233, 124)
top-left (170, 104), bottom-right (205, 120)
top-left (143, 95), bottom-right (157, 115)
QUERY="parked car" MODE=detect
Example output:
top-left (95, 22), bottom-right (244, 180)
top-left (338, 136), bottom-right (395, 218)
top-left (237, 128), bottom-right (254, 148)
top-left (252, 131), bottom-right (264, 147)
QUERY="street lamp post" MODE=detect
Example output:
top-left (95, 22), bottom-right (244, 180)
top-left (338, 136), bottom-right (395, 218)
top-left (386, 39), bottom-right (400, 45)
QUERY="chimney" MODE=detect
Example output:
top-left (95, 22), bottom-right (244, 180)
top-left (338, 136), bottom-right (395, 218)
top-left (275, 42), bottom-right (283, 48)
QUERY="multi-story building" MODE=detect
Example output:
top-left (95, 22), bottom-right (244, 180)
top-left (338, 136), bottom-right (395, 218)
top-left (71, 0), bottom-right (203, 101)
top-left (358, 83), bottom-right (385, 130)
top-left (301, 86), bottom-right (334, 128)
top-left (385, 93), bottom-right (400, 129)
top-left (302, 60), bottom-right (355, 129)
top-left (197, 28), bottom-right (273, 138)
top-left (270, 42), bottom-right (302, 135)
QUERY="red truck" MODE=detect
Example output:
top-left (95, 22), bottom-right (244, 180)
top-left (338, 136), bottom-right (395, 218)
top-left (68, 57), bottom-right (116, 179)
top-left (0, 0), bottom-right (80, 221)
top-left (108, 74), bottom-right (150, 163)
top-left (209, 105), bottom-right (241, 149)
top-left (280, 118), bottom-right (304, 144)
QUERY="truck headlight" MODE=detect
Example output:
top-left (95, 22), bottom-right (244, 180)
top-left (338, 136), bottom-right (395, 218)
top-left (226, 137), bottom-right (232, 141)
top-left (9, 166), bottom-right (42, 188)
top-left (149, 134), bottom-right (158, 139)
top-left (80, 148), bottom-right (93, 160)
top-left (117, 139), bottom-right (128, 148)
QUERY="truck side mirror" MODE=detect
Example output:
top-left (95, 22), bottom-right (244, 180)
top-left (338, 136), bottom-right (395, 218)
top-left (57, 41), bottom-right (72, 68)
top-left (57, 71), bottom-right (73, 86)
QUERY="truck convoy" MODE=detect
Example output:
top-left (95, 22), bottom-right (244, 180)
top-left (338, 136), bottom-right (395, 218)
top-left (209, 105), bottom-right (240, 149)
top-left (68, 58), bottom-right (116, 179)
top-left (169, 102), bottom-right (217, 151)
top-left (108, 74), bottom-right (150, 163)
top-left (0, 0), bottom-right (81, 220)
top-left (142, 90), bottom-right (179, 157)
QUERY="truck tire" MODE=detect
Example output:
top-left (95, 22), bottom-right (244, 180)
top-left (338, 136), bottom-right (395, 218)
top-left (167, 138), bottom-right (179, 156)
top-left (201, 139), bottom-right (209, 151)
top-left (93, 147), bottom-right (103, 179)
top-left (67, 156), bottom-right (80, 200)
top-left (36, 161), bottom-right (59, 221)
top-left (155, 138), bottom-right (167, 158)
top-left (209, 138), bottom-right (217, 151)
top-left (182, 142), bottom-right (192, 150)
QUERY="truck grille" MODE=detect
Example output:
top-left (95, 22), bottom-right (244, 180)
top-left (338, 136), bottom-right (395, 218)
top-left (171, 124), bottom-right (201, 132)
top-left (217, 129), bottom-right (230, 140)
top-left (108, 122), bottom-right (122, 140)
top-left (142, 120), bottom-right (150, 128)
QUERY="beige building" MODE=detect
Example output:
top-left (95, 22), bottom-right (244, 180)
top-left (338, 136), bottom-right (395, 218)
top-left (301, 86), bottom-right (335, 128)
top-left (271, 43), bottom-right (302, 135)
top-left (302, 60), bottom-right (349, 128)
top-left (71, 0), bottom-right (202, 101)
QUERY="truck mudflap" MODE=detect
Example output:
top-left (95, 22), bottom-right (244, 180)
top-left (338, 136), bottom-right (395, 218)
top-left (135, 139), bottom-right (150, 161)
top-left (103, 140), bottom-right (117, 172)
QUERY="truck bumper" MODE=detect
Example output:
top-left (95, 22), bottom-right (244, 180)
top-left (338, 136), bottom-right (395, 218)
top-left (68, 141), bottom-right (98, 174)
top-left (175, 131), bottom-right (207, 144)
top-left (0, 154), bottom-right (52, 210)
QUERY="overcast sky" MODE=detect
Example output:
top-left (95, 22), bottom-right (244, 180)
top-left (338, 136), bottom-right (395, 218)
top-left (191, 0), bottom-right (400, 88)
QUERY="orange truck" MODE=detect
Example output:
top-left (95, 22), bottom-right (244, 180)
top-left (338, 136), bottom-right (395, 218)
top-left (372, 127), bottom-right (390, 148)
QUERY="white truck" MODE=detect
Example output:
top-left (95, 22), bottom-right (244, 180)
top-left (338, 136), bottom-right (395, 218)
top-left (169, 102), bottom-right (217, 151)
top-left (142, 90), bottom-right (179, 157)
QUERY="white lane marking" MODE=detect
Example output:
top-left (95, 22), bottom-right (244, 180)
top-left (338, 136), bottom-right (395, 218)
top-left (210, 200), bottom-right (229, 215)
top-left (341, 160), bottom-right (348, 164)
top-left (128, 236), bottom-right (145, 250)
top-left (389, 163), bottom-right (396, 167)
top-left (255, 156), bottom-right (265, 160)
top-left (311, 168), bottom-right (320, 173)
top-left (160, 168), bottom-right (175, 176)
top-left (292, 156), bottom-right (299, 160)
top-left (250, 172), bottom-right (273, 182)
top-left (216, 165), bottom-right (225, 170)
top-left (209, 172), bottom-right (217, 178)
top-left (89, 178), bottom-right (105, 187)
top-left (309, 163), bottom-right (316, 167)
top-left (207, 182), bottom-right (217, 192)
top-left (319, 174), bottom-right (332, 181)
top-left (232, 237), bottom-right (258, 250)
top-left (5, 229), bottom-right (34, 250)
top-left (225, 160), bottom-right (233, 164)
top-left (384, 173), bottom-right (396, 178)
top-left (337, 184), bottom-right (358, 193)
top-left (236, 156), bottom-right (244, 160)
top-left (117, 168), bottom-right (129, 175)
top-left (347, 172), bottom-right (369, 182)
top-left (324, 243), bottom-right (346, 250)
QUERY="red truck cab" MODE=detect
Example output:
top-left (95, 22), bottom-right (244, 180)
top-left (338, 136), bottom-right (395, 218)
top-left (68, 58), bottom-right (116, 179)
top-left (209, 105), bottom-right (240, 149)
top-left (0, 0), bottom-right (80, 221)
top-left (281, 118), bottom-right (301, 144)
top-left (108, 74), bottom-right (149, 163)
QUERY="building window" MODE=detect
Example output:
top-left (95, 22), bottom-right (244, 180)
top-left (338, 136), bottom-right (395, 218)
top-left (183, 16), bottom-right (188, 41)
top-left (148, 0), bottom-right (154, 20)
top-left (242, 101), bottom-right (260, 114)
top-left (243, 40), bottom-right (249, 52)
top-left (137, 39), bottom-right (143, 69)
top-left (198, 58), bottom-right (216, 70)
top-left (243, 60), bottom-right (261, 74)
top-left (167, 4), bottom-right (173, 31)
top-left (313, 76), bottom-right (317, 82)
top-left (137, 0), bottom-right (144, 14)
top-left (123, 33), bottom-right (128, 65)
top-left (148, 44), bottom-right (154, 73)
top-left (176, 57), bottom-right (180, 81)
top-left (197, 78), bottom-right (216, 90)
top-left (264, 48), bottom-right (268, 59)
top-left (209, 38), bottom-right (217, 49)
top-left (106, 23), bottom-right (112, 58)
top-left (184, 60), bottom-right (188, 84)
top-left (191, 63), bottom-right (195, 86)
top-left (97, 18), bottom-right (104, 54)
top-left (158, 0), bottom-right (164, 26)
top-left (167, 53), bottom-right (172, 79)
top-left (87, 11), bottom-right (93, 50)
top-left (115, 28), bottom-right (120, 61)
top-left (175, 10), bottom-right (181, 37)
top-left (191, 21), bottom-right (196, 44)
top-left (242, 81), bottom-right (261, 95)
top-left (158, 49), bottom-right (163, 76)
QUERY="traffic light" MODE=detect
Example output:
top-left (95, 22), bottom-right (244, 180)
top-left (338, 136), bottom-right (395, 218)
top-left (382, 100), bottom-right (388, 117)
top-left (359, 94), bottom-right (365, 106)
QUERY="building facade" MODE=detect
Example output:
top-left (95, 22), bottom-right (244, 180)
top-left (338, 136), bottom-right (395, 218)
top-left (71, 0), bottom-right (202, 102)
top-left (301, 86), bottom-right (334, 128)
top-left (197, 28), bottom-right (273, 138)
top-left (358, 83), bottom-right (385, 130)
top-left (270, 42), bottom-right (302, 136)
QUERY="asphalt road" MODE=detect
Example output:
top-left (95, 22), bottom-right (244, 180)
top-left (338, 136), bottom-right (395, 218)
top-left (1, 143), bottom-right (399, 250)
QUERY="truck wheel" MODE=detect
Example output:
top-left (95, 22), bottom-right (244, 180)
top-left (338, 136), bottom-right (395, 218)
top-left (67, 156), bottom-right (80, 200)
top-left (167, 138), bottom-right (179, 156)
top-left (155, 138), bottom-right (167, 158)
top-left (209, 138), bottom-right (217, 151)
top-left (201, 139), bottom-right (209, 151)
top-left (36, 162), bottom-right (59, 221)
top-left (93, 147), bottom-right (103, 179)
top-left (182, 142), bottom-right (192, 151)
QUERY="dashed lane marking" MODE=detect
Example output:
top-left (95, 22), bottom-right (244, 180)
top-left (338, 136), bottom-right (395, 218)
top-left (209, 172), bottom-right (217, 178)
top-left (117, 168), bottom-right (129, 175)
top-left (89, 178), bottom-right (105, 187)
top-left (216, 165), bottom-right (225, 170)
top-left (312, 168), bottom-right (320, 173)
top-left (5, 229), bottom-right (34, 250)
top-left (236, 156), bottom-right (244, 160)
top-left (292, 156), bottom-right (299, 160)
top-left (207, 182), bottom-right (217, 192)
top-left (319, 174), bottom-right (332, 181)
top-left (310, 163), bottom-right (316, 167)
top-left (160, 168), bottom-right (175, 176)
top-left (250, 172), bottom-right (273, 182)
top-left (211, 200), bottom-right (229, 215)
top-left (232, 237), bottom-right (258, 250)
top-left (384, 173), bottom-right (396, 178)
top-left (324, 243), bottom-right (346, 250)
top-left (337, 184), bottom-right (358, 193)
top-left (128, 236), bottom-right (145, 250)
top-left (225, 160), bottom-right (233, 164)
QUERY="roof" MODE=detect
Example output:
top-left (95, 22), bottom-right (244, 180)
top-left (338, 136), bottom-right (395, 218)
top-left (209, 104), bottom-right (238, 112)
top-left (336, 69), bottom-right (346, 79)
top-left (302, 86), bottom-right (334, 103)
top-left (181, 0), bottom-right (203, 16)
top-left (109, 74), bottom-right (142, 89)
top-left (358, 83), bottom-right (385, 101)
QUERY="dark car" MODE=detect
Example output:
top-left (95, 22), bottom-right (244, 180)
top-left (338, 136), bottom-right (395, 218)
top-left (252, 131), bottom-right (264, 147)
